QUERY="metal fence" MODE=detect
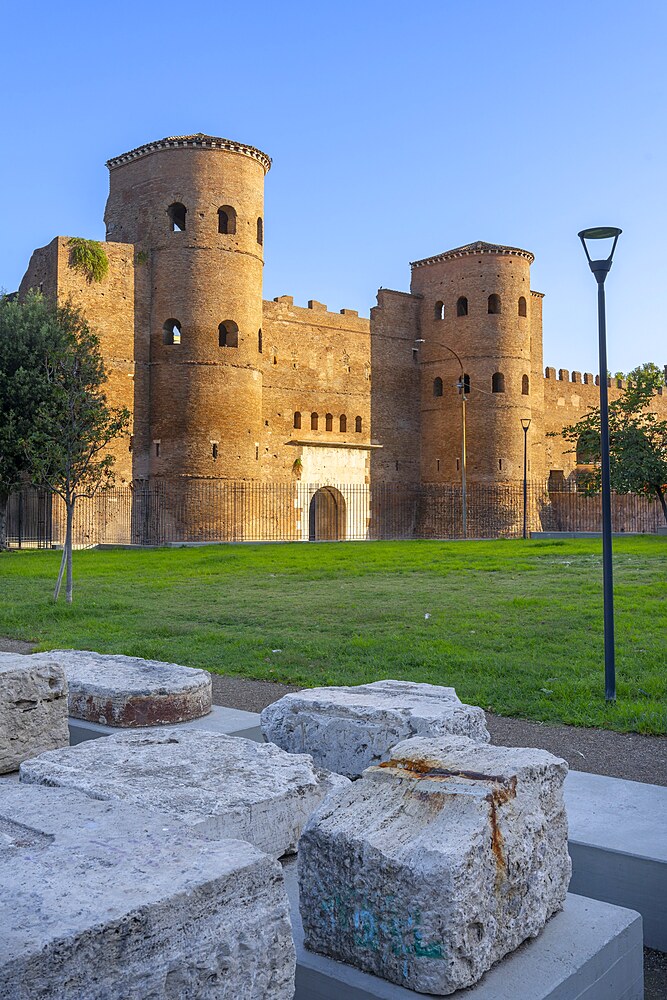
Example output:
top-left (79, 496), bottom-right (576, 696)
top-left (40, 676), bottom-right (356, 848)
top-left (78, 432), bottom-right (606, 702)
top-left (5, 480), bottom-right (666, 548)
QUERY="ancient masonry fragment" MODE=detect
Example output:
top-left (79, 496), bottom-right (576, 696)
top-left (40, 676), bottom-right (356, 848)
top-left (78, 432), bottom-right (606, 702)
top-left (30, 649), bottom-right (212, 726)
top-left (0, 782), bottom-right (295, 999)
top-left (0, 654), bottom-right (69, 773)
top-left (298, 735), bottom-right (571, 995)
top-left (261, 679), bottom-right (490, 778)
top-left (20, 728), bottom-right (348, 858)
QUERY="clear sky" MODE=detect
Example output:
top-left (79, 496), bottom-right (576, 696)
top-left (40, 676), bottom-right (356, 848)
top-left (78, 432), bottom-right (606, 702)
top-left (1, 0), bottom-right (664, 376)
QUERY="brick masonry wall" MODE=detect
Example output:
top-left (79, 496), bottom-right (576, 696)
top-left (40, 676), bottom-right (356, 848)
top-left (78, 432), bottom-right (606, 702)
top-left (410, 249), bottom-right (538, 484)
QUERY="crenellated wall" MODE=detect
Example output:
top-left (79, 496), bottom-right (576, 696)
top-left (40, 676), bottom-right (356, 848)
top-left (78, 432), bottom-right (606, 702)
top-left (14, 135), bottom-right (667, 525)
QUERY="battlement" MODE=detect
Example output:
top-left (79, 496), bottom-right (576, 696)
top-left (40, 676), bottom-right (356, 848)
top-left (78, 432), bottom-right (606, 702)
top-left (264, 295), bottom-right (369, 327)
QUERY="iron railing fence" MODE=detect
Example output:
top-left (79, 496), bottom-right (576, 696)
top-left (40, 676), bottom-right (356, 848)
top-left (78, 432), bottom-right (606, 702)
top-left (5, 480), bottom-right (666, 548)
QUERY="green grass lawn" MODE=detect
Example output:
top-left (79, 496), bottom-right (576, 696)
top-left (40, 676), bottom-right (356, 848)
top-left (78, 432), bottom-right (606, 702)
top-left (0, 538), bottom-right (665, 734)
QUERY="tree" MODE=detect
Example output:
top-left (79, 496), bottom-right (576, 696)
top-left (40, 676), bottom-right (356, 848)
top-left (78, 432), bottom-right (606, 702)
top-left (24, 303), bottom-right (129, 602)
top-left (561, 363), bottom-right (667, 524)
top-left (0, 292), bottom-right (70, 550)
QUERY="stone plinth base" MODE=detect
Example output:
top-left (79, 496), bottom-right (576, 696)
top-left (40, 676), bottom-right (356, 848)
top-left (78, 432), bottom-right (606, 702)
top-left (0, 654), bottom-right (69, 773)
top-left (0, 783), bottom-right (295, 1000)
top-left (284, 860), bottom-right (642, 999)
top-left (20, 728), bottom-right (347, 858)
top-left (30, 649), bottom-right (212, 726)
top-left (261, 680), bottom-right (490, 778)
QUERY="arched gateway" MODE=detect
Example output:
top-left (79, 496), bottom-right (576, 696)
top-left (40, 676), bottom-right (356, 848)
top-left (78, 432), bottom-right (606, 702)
top-left (308, 487), bottom-right (346, 541)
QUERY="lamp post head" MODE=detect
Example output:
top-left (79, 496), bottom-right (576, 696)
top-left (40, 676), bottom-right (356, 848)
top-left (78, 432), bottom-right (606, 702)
top-left (578, 227), bottom-right (622, 283)
top-left (521, 418), bottom-right (531, 432)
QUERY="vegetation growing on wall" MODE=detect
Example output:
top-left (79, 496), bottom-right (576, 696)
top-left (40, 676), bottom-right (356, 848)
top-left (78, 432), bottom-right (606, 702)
top-left (68, 238), bottom-right (109, 283)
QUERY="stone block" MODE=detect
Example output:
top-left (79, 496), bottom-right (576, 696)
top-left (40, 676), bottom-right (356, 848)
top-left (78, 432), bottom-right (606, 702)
top-left (20, 728), bottom-right (348, 858)
top-left (30, 649), bottom-right (211, 726)
top-left (0, 654), bottom-right (69, 774)
top-left (261, 680), bottom-right (489, 778)
top-left (0, 782), bottom-right (295, 999)
top-left (298, 735), bottom-right (571, 995)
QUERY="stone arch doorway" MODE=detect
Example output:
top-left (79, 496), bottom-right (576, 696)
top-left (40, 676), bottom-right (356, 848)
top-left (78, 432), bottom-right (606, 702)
top-left (308, 487), bottom-right (346, 541)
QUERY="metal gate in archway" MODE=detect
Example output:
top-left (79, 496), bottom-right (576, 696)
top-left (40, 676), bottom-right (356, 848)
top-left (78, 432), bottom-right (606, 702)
top-left (308, 486), bottom-right (346, 541)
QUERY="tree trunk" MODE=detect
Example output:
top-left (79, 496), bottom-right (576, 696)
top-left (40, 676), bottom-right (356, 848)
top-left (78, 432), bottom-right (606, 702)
top-left (65, 501), bottom-right (74, 604)
top-left (53, 542), bottom-right (67, 601)
top-left (0, 492), bottom-right (8, 551)
top-left (656, 485), bottom-right (667, 525)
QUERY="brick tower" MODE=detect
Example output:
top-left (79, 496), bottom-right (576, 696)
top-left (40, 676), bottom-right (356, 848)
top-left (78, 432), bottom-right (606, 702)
top-left (104, 134), bottom-right (271, 484)
top-left (410, 241), bottom-right (544, 484)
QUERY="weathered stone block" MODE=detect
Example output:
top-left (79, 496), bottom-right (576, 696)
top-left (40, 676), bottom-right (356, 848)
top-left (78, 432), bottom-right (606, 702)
top-left (30, 649), bottom-right (212, 726)
top-left (0, 782), bottom-right (295, 999)
top-left (298, 735), bottom-right (571, 995)
top-left (0, 654), bottom-right (69, 773)
top-left (20, 728), bottom-right (347, 858)
top-left (261, 680), bottom-right (490, 778)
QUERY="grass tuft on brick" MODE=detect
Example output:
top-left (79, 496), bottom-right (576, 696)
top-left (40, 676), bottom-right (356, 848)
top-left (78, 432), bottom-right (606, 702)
top-left (0, 537), bottom-right (665, 734)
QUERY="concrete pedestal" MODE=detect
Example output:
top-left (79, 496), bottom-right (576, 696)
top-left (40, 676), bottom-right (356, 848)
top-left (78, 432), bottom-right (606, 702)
top-left (565, 769), bottom-right (667, 951)
top-left (284, 861), bottom-right (643, 999)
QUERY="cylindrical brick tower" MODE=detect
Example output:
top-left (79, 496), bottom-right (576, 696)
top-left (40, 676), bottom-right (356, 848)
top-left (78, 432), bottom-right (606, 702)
top-left (410, 241), bottom-right (541, 484)
top-left (104, 133), bottom-right (271, 483)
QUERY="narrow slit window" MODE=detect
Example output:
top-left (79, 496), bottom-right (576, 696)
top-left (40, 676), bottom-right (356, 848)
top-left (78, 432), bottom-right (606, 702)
top-left (522, 374), bottom-right (530, 395)
top-left (212, 443), bottom-right (219, 460)
top-left (355, 415), bottom-right (362, 433)
top-left (293, 411), bottom-right (302, 430)
top-left (311, 412), bottom-right (319, 431)
top-left (434, 300), bottom-right (445, 320)
top-left (167, 202), bottom-right (186, 232)
top-left (518, 296), bottom-right (527, 317)
top-left (433, 377), bottom-right (443, 397)
top-left (325, 413), bottom-right (333, 432)
top-left (339, 414), bottom-right (347, 433)
top-left (258, 328), bottom-right (263, 353)
top-left (257, 217), bottom-right (263, 245)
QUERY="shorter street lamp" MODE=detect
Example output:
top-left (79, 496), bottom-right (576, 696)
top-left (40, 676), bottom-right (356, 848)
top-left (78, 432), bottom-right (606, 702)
top-left (578, 226), bottom-right (622, 702)
top-left (415, 339), bottom-right (467, 538)
top-left (521, 418), bottom-right (531, 539)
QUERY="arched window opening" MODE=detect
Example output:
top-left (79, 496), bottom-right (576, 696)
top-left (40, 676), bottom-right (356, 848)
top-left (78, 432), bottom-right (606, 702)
top-left (522, 374), bottom-right (530, 395)
top-left (218, 321), bottom-right (239, 348)
top-left (293, 411), bottom-right (302, 430)
top-left (167, 203), bottom-right (186, 232)
top-left (460, 373), bottom-right (471, 395)
top-left (325, 413), bottom-right (333, 432)
top-left (163, 319), bottom-right (181, 345)
top-left (258, 328), bottom-right (263, 353)
top-left (434, 300), bottom-right (445, 320)
top-left (355, 415), bottom-right (362, 433)
top-left (257, 217), bottom-right (263, 245)
top-left (518, 296), bottom-right (527, 317)
top-left (456, 296), bottom-right (468, 317)
top-left (488, 294), bottom-right (501, 314)
top-left (218, 205), bottom-right (237, 235)
top-left (433, 377), bottom-right (443, 397)
top-left (492, 372), bottom-right (505, 393)
top-left (311, 412), bottom-right (319, 431)
top-left (339, 414), bottom-right (347, 433)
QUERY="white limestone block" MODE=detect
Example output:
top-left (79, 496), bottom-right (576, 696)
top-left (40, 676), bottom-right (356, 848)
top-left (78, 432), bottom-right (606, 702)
top-left (298, 735), bottom-right (571, 995)
top-left (261, 679), bottom-right (490, 777)
top-left (0, 782), bottom-right (295, 999)
top-left (0, 654), bottom-right (69, 773)
top-left (30, 649), bottom-right (212, 726)
top-left (20, 728), bottom-right (348, 858)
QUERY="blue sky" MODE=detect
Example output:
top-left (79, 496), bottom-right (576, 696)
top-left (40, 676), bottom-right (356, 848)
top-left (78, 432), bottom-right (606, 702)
top-left (1, 0), bottom-right (664, 375)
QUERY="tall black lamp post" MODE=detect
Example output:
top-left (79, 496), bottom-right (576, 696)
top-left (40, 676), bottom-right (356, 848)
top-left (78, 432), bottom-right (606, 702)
top-left (578, 226), bottom-right (622, 702)
top-left (521, 417), bottom-right (531, 539)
